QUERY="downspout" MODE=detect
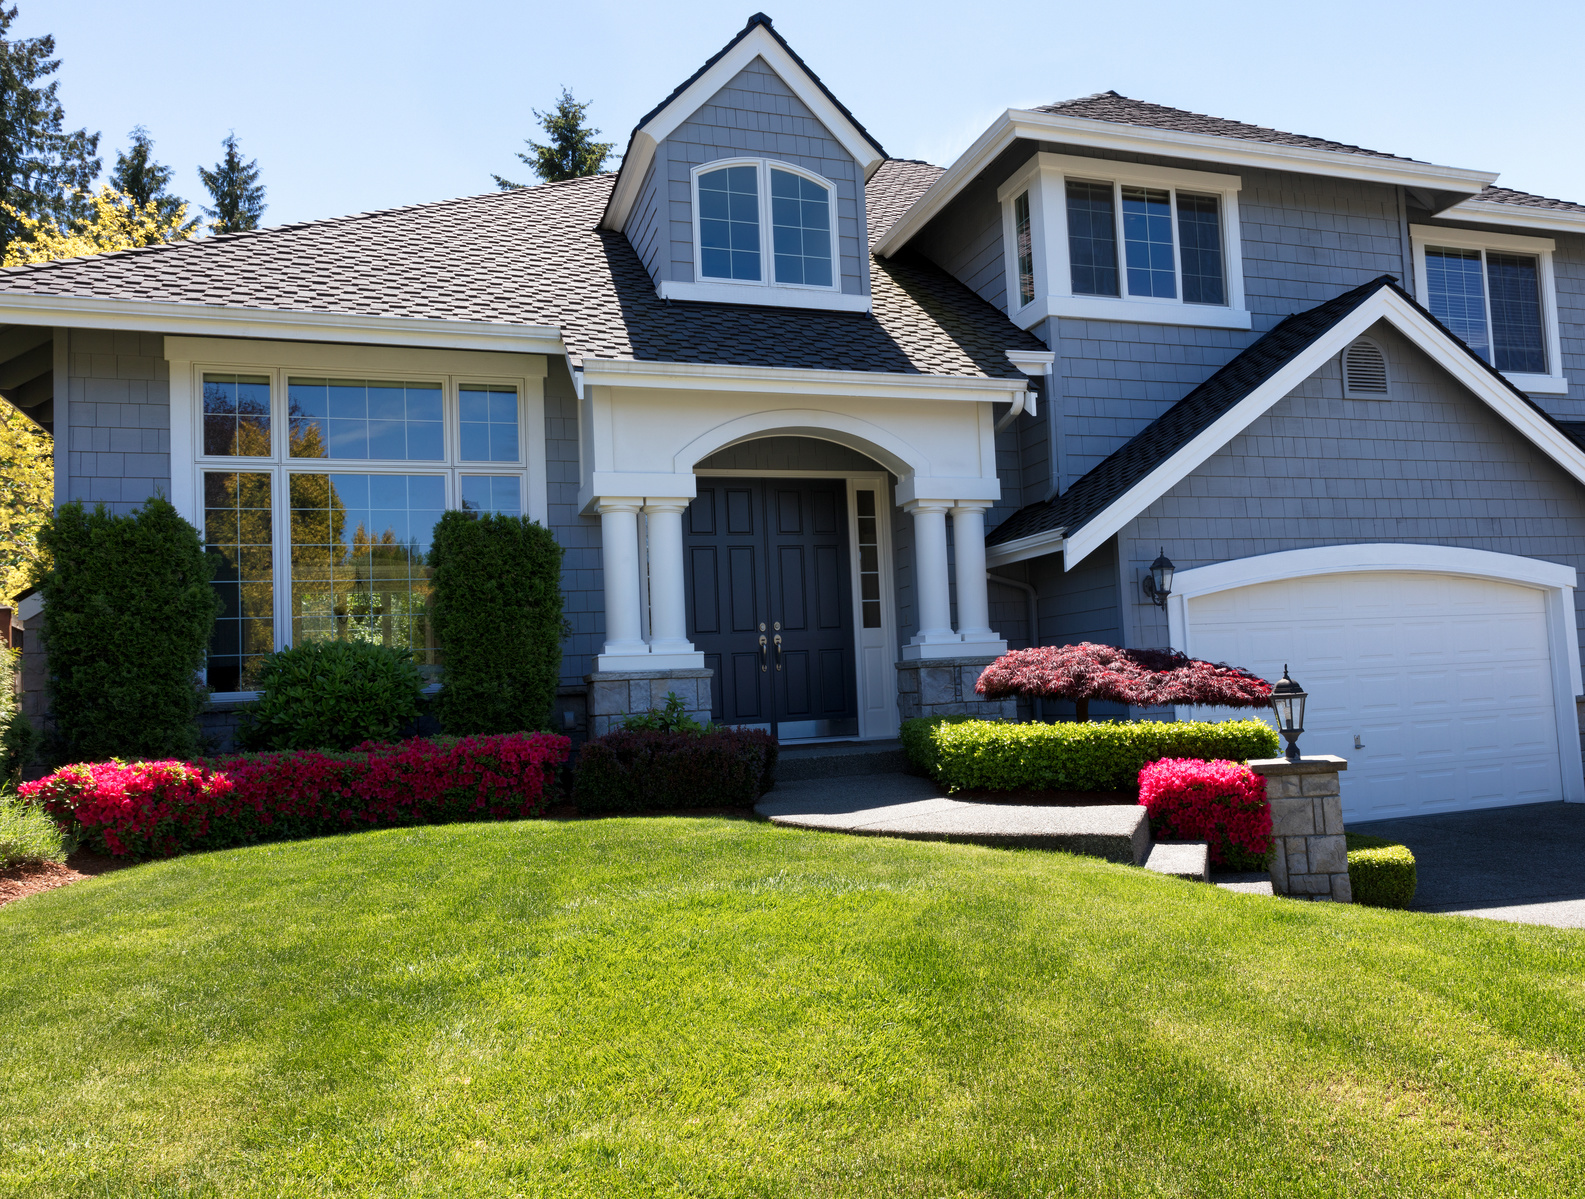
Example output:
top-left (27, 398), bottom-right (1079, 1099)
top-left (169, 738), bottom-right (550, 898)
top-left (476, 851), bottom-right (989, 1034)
top-left (987, 569), bottom-right (1042, 720)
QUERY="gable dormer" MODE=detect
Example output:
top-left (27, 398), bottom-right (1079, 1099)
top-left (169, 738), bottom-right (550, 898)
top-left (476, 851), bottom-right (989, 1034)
top-left (601, 14), bottom-right (886, 313)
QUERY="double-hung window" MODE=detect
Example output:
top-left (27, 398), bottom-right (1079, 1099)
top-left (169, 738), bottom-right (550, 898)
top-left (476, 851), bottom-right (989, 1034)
top-left (692, 158), bottom-right (839, 291)
top-left (1410, 224), bottom-right (1565, 393)
top-left (998, 153), bottom-right (1248, 331)
top-left (172, 343), bottom-right (547, 695)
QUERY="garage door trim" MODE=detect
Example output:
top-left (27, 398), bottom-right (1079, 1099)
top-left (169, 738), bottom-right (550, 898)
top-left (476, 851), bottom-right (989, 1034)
top-left (1165, 543), bottom-right (1584, 805)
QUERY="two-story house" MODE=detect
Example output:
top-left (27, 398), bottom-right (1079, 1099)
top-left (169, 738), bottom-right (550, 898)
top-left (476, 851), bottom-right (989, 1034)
top-left (4, 13), bottom-right (1584, 820)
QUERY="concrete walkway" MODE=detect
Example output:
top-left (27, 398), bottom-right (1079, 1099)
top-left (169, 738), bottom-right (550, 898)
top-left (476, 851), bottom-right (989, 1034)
top-left (757, 773), bottom-right (1153, 865)
top-left (1351, 802), bottom-right (1585, 929)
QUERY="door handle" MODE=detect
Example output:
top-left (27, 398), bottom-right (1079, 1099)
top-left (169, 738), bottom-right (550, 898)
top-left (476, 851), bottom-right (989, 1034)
top-left (759, 633), bottom-right (768, 672)
top-left (773, 632), bottom-right (783, 671)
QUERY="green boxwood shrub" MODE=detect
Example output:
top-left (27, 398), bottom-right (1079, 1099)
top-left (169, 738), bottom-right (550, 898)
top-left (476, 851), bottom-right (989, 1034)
top-left (900, 716), bottom-right (1280, 793)
top-left (1346, 832), bottom-right (1417, 909)
top-left (36, 497), bottom-right (219, 763)
top-left (237, 640), bottom-right (425, 752)
top-left (428, 510), bottom-right (564, 735)
top-left (573, 727), bottom-right (777, 814)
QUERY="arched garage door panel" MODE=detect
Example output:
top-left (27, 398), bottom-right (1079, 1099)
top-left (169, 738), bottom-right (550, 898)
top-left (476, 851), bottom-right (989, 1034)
top-left (1187, 571), bottom-right (1561, 819)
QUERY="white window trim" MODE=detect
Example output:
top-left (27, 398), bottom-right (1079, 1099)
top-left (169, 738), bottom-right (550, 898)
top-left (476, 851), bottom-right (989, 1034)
top-left (1410, 223), bottom-right (1567, 395)
top-left (660, 157), bottom-right (872, 313)
top-left (997, 152), bottom-right (1250, 332)
top-left (165, 338), bottom-right (549, 701)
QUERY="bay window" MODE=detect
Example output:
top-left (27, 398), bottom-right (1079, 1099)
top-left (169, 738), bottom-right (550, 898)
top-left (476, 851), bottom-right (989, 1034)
top-left (1411, 224), bottom-right (1566, 394)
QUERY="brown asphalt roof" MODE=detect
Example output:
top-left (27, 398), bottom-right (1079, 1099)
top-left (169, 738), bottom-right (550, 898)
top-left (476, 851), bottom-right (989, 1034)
top-left (866, 158), bottom-right (944, 249)
top-left (0, 167), bottom-right (1042, 380)
top-left (1470, 185), bottom-right (1585, 213)
top-left (1035, 91), bottom-right (1416, 162)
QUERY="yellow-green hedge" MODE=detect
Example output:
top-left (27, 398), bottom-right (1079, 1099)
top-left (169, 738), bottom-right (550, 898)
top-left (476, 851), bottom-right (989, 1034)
top-left (1346, 832), bottom-right (1417, 909)
top-left (900, 716), bottom-right (1279, 793)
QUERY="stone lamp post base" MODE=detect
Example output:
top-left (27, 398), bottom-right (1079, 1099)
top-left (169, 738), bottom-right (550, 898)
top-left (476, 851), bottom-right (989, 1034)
top-left (1248, 755), bottom-right (1351, 902)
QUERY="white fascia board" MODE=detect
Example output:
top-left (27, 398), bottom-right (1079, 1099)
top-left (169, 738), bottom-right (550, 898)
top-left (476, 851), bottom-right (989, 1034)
top-left (1442, 199), bottom-right (1585, 236)
top-left (601, 25), bottom-right (885, 231)
top-left (578, 356), bottom-right (1027, 403)
top-left (876, 109), bottom-right (1498, 258)
top-left (984, 526), bottom-right (1067, 567)
top-left (0, 293), bottom-right (565, 355)
top-left (1061, 287), bottom-right (1585, 569)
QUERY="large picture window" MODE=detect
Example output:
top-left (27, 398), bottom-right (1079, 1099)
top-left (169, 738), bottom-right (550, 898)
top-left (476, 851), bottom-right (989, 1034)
top-left (184, 363), bottom-right (538, 694)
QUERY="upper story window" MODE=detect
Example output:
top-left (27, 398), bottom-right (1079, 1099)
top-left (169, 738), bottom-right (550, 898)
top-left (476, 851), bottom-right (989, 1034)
top-left (997, 153), bottom-right (1249, 332)
top-left (692, 158), bottom-right (838, 292)
top-left (1410, 224), bottom-right (1566, 395)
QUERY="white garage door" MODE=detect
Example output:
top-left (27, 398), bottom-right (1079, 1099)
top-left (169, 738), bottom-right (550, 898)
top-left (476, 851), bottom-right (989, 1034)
top-left (1187, 571), bottom-right (1563, 819)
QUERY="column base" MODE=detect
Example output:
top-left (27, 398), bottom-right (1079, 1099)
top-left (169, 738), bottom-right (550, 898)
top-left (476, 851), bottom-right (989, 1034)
top-left (586, 666), bottom-right (715, 738)
top-left (1249, 755), bottom-right (1352, 902)
top-left (895, 655), bottom-right (1017, 724)
top-left (595, 650), bottom-right (706, 672)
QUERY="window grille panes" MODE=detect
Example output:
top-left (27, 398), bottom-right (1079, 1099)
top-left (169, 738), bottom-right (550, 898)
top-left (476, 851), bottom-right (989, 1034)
top-left (458, 384), bottom-right (520, 462)
top-left (1487, 252), bottom-right (1546, 374)
top-left (204, 470), bottom-right (273, 691)
top-left (287, 378), bottom-right (444, 461)
top-left (1425, 247), bottom-right (1490, 362)
top-left (698, 165), bottom-right (762, 281)
top-left (856, 489), bottom-right (881, 629)
top-left (202, 373), bottom-right (270, 457)
top-left (1176, 193), bottom-right (1225, 305)
top-left (770, 169), bottom-right (833, 287)
top-left (1065, 180), bottom-right (1119, 297)
top-left (1121, 186), bottom-right (1176, 299)
top-left (460, 475), bottom-right (523, 517)
top-left (1014, 190), bottom-right (1035, 307)
top-left (289, 472), bottom-right (444, 671)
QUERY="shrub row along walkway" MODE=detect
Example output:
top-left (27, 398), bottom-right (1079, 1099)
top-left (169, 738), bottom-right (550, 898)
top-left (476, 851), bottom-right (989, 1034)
top-left (757, 773), bottom-right (1209, 879)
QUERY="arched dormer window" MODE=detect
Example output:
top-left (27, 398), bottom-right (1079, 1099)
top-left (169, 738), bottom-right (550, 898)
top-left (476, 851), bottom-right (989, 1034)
top-left (693, 158), bottom-right (837, 292)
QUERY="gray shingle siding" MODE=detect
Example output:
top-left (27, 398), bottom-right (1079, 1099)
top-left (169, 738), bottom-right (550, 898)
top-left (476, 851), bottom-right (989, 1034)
top-left (627, 150), bottom-right (668, 283)
top-left (66, 328), bottom-right (171, 514)
top-left (1115, 321), bottom-right (1585, 663)
top-left (544, 358), bottom-right (601, 687)
top-left (660, 56), bottom-right (868, 295)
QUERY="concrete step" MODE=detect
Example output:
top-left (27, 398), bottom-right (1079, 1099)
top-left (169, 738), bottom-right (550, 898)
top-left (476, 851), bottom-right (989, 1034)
top-left (775, 739), bottom-right (910, 782)
top-left (1141, 840), bottom-right (1210, 882)
top-left (758, 774), bottom-right (1151, 864)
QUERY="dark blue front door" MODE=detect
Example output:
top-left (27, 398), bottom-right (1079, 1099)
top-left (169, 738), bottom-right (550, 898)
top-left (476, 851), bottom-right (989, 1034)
top-left (685, 478), bottom-right (858, 739)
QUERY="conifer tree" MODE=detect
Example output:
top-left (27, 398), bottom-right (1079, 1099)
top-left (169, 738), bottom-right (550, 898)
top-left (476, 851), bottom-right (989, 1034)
top-left (0, 4), bottom-right (101, 257)
top-left (494, 89), bottom-right (614, 189)
top-left (109, 126), bottom-right (195, 234)
top-left (197, 132), bottom-right (265, 233)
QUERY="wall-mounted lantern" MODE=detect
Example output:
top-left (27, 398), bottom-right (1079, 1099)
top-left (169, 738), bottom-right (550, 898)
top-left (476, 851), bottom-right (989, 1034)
top-left (1141, 549), bottom-right (1175, 608)
top-left (1269, 665), bottom-right (1308, 760)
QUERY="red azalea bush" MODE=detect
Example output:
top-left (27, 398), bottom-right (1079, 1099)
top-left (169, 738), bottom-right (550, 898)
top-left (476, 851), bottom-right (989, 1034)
top-left (976, 643), bottom-right (1272, 719)
top-left (22, 732), bottom-right (570, 860)
top-left (573, 727), bottom-right (777, 813)
top-left (1137, 757), bottom-right (1272, 870)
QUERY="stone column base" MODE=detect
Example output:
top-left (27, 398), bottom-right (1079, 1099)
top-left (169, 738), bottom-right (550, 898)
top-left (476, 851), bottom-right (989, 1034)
top-left (895, 655), bottom-right (1015, 724)
top-left (585, 667), bottom-right (714, 739)
top-left (1249, 755), bottom-right (1351, 902)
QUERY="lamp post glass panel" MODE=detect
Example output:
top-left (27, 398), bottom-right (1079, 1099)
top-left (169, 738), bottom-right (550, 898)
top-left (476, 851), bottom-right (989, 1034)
top-left (1269, 665), bottom-right (1308, 760)
top-left (1142, 548), bottom-right (1174, 607)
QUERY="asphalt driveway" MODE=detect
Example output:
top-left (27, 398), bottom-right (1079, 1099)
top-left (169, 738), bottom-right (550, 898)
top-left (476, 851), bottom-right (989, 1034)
top-left (1350, 802), bottom-right (1585, 928)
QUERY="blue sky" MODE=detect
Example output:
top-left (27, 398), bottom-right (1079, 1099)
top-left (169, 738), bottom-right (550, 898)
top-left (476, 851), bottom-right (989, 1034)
top-left (30, 0), bottom-right (1585, 230)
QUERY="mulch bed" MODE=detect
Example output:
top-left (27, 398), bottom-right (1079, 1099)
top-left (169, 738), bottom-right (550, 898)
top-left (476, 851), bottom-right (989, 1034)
top-left (0, 850), bottom-right (126, 909)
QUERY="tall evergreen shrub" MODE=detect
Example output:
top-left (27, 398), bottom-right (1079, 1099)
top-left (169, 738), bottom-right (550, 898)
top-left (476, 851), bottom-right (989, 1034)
top-left (37, 498), bottom-right (219, 762)
top-left (0, 645), bottom-right (36, 783)
top-left (428, 510), bottom-right (564, 734)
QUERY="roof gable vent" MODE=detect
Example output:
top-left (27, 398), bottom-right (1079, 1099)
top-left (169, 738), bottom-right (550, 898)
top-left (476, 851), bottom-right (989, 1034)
top-left (1342, 336), bottom-right (1390, 399)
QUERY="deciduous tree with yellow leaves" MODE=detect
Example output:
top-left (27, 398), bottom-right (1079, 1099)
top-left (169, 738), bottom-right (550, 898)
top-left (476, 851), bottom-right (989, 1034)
top-left (2, 184), bottom-right (193, 265)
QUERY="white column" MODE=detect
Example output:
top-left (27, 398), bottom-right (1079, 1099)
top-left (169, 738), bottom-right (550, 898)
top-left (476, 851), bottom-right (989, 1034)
top-left (643, 499), bottom-right (693, 655)
top-left (907, 501), bottom-right (958, 650)
top-left (597, 498), bottom-right (648, 659)
top-left (950, 502), bottom-right (995, 641)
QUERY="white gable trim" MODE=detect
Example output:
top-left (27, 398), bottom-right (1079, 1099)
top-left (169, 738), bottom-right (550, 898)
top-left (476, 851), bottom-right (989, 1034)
top-left (985, 286), bottom-right (1585, 569)
top-left (602, 26), bottom-right (885, 232)
top-left (1444, 197), bottom-right (1585, 237)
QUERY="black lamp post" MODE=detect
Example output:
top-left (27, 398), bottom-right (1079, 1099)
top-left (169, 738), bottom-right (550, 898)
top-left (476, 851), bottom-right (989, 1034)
top-left (1141, 548), bottom-right (1175, 608)
top-left (1269, 665), bottom-right (1308, 760)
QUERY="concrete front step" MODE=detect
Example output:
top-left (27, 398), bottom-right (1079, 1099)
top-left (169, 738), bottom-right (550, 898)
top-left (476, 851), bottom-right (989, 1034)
top-left (758, 774), bottom-right (1151, 864)
top-left (1141, 840), bottom-right (1210, 881)
top-left (775, 739), bottom-right (910, 782)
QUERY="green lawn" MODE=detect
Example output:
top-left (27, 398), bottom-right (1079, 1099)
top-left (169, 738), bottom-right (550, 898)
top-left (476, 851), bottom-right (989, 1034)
top-left (2, 817), bottom-right (1582, 1197)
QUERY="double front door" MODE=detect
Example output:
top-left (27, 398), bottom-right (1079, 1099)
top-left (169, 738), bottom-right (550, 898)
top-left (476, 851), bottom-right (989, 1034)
top-left (685, 478), bottom-right (859, 739)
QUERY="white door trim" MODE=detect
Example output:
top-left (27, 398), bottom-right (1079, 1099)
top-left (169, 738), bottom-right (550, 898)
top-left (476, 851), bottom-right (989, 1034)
top-left (694, 468), bottom-right (899, 739)
top-left (1166, 543), bottom-right (1584, 804)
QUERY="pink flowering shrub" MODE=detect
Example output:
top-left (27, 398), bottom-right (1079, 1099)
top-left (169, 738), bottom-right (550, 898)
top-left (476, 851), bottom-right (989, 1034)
top-left (976, 643), bottom-right (1272, 719)
top-left (22, 732), bottom-right (570, 860)
top-left (1137, 757), bottom-right (1272, 870)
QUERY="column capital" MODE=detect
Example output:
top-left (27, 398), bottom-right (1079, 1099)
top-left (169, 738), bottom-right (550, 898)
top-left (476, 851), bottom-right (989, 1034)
top-left (641, 497), bottom-right (692, 514)
top-left (902, 498), bottom-right (953, 516)
top-left (594, 496), bottom-right (644, 515)
top-left (949, 499), bottom-right (995, 515)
